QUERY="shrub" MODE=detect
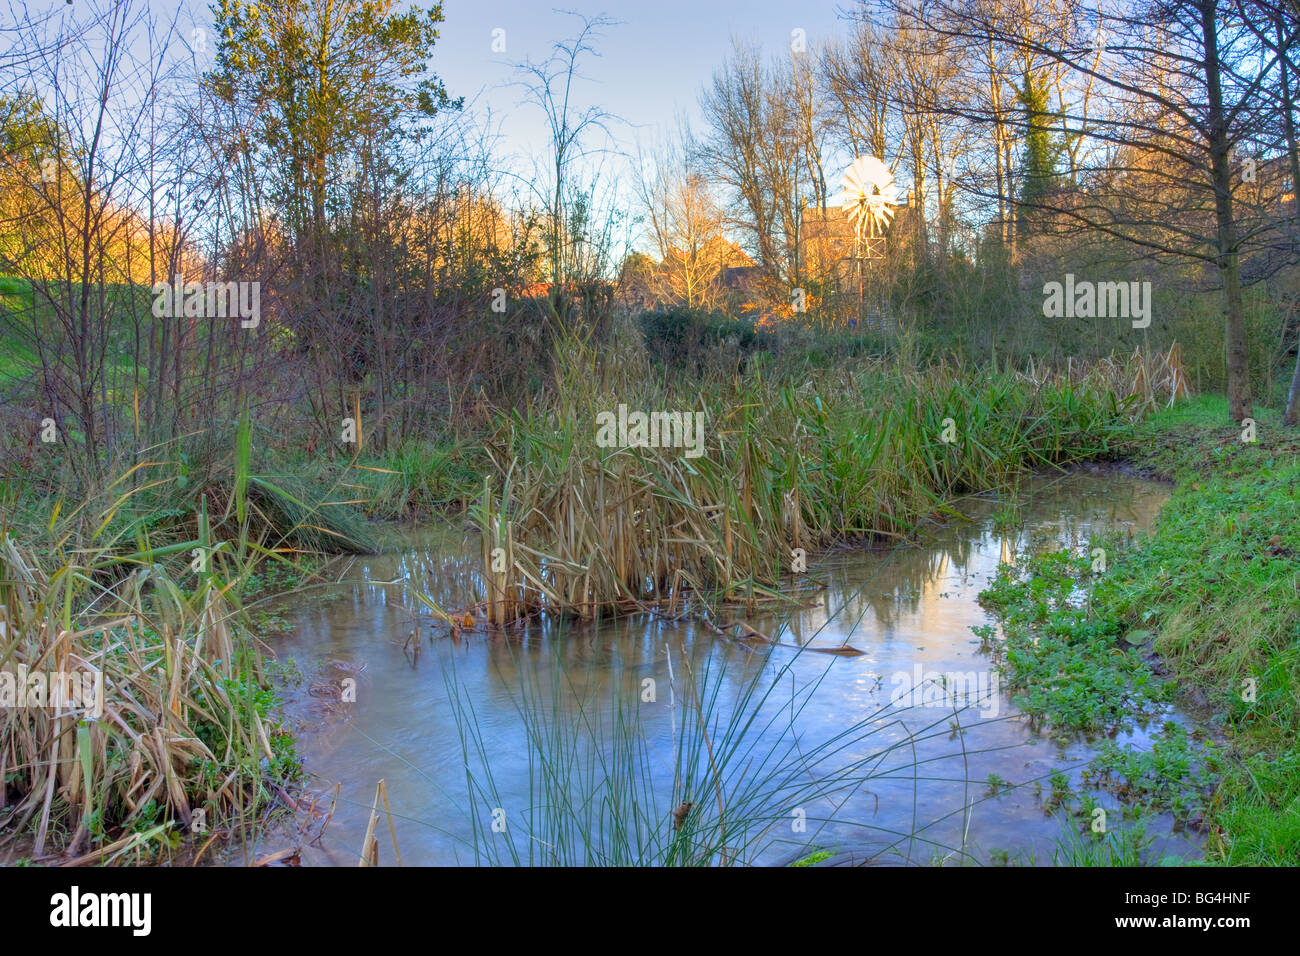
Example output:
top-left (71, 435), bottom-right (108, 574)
top-left (637, 307), bottom-right (761, 372)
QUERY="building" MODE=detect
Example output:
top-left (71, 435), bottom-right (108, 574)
top-left (800, 197), bottom-right (914, 293)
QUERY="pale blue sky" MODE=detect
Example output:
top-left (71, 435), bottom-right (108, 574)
top-left (29, 0), bottom-right (854, 162)
top-left (23, 0), bottom-right (860, 250)
top-left (434, 3), bottom-right (851, 181)
top-left (429, 1), bottom-right (855, 248)
top-left (433, 1), bottom-right (848, 150)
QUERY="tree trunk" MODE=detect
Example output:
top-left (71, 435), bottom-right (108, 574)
top-left (1202, 0), bottom-right (1252, 422)
top-left (1277, 12), bottom-right (1300, 426)
top-left (1285, 333), bottom-right (1300, 425)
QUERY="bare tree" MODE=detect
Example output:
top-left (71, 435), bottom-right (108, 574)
top-left (872, 0), bottom-right (1279, 421)
top-left (512, 12), bottom-right (622, 328)
top-left (701, 39), bottom-right (828, 288)
top-left (633, 122), bottom-right (730, 308)
top-left (0, 0), bottom-right (190, 477)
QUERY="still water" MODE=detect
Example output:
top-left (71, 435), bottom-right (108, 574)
top-left (262, 469), bottom-right (1200, 866)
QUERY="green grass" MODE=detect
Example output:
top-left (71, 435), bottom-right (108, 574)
top-left (1212, 751), bottom-right (1300, 865)
top-left (0, 276), bottom-right (153, 388)
top-left (978, 394), bottom-right (1300, 865)
top-left (1051, 818), bottom-right (1157, 866)
top-left (1109, 401), bottom-right (1300, 720)
top-left (1115, 397), bottom-right (1300, 864)
top-left (352, 441), bottom-right (485, 519)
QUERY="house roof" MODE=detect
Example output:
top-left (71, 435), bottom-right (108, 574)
top-left (802, 204), bottom-right (855, 240)
top-left (720, 265), bottom-right (764, 289)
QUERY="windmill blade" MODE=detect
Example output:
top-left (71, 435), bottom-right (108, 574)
top-left (839, 155), bottom-right (900, 212)
top-left (840, 161), bottom-right (869, 197)
top-left (871, 205), bottom-right (896, 228)
top-left (858, 155), bottom-right (891, 186)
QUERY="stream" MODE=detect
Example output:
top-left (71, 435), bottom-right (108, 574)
top-left (259, 469), bottom-right (1204, 866)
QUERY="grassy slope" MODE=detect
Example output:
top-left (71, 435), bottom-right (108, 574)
top-left (1114, 396), bottom-right (1300, 864)
top-left (0, 277), bottom-right (152, 389)
top-left (982, 394), bottom-right (1299, 864)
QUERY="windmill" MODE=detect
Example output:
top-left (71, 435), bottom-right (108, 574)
top-left (832, 156), bottom-right (901, 313)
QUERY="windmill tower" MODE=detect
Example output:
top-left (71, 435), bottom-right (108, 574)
top-left (832, 156), bottom-right (901, 316)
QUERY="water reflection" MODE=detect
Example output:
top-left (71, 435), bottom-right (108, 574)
top-left (266, 470), bottom-right (1199, 866)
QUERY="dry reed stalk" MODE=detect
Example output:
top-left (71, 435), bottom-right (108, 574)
top-left (2, 533), bottom-right (290, 860)
top-left (357, 779), bottom-right (400, 866)
top-left (467, 351), bottom-right (1181, 622)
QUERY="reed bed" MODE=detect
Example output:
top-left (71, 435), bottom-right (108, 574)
top-left (0, 428), bottom-right (316, 861)
top-left (471, 344), bottom-right (1164, 622)
top-left (0, 528), bottom-right (300, 861)
top-left (1025, 344), bottom-right (1191, 417)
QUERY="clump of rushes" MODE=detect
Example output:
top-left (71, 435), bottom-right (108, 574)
top-left (352, 440), bottom-right (484, 519)
top-left (445, 632), bottom-right (1004, 867)
top-left (0, 450), bottom-right (303, 862)
top-left (0, 533), bottom-right (300, 862)
top-left (1051, 818), bottom-right (1154, 866)
top-left (471, 335), bottom-right (1152, 621)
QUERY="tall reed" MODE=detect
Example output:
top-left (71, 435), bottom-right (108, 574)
top-left (444, 629), bottom-right (1005, 866)
top-left (470, 342), bottom-right (1152, 621)
top-left (0, 443), bottom-right (308, 860)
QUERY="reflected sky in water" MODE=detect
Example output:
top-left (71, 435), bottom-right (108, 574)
top-left (262, 469), bottom-right (1202, 866)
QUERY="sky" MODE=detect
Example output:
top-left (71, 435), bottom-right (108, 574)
top-left (32, 1), bottom-right (852, 147)
top-left (423, 1), bottom-right (858, 249)
top-left (17, 0), bottom-right (863, 250)
top-left (432, 1), bottom-right (849, 150)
